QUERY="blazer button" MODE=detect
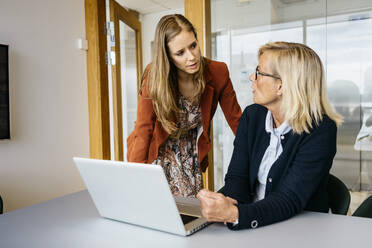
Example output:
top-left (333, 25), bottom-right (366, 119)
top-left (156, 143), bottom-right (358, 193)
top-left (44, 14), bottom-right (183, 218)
top-left (268, 177), bottom-right (272, 183)
top-left (281, 135), bottom-right (285, 140)
top-left (251, 220), bottom-right (258, 229)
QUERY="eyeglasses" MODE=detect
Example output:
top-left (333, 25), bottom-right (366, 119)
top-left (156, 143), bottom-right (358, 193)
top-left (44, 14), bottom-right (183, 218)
top-left (255, 66), bottom-right (281, 80)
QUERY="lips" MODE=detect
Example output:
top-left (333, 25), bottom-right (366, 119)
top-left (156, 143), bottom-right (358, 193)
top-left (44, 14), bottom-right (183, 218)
top-left (187, 62), bottom-right (198, 68)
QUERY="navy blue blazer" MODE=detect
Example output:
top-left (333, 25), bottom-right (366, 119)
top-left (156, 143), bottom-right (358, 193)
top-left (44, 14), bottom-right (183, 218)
top-left (224, 104), bottom-right (337, 230)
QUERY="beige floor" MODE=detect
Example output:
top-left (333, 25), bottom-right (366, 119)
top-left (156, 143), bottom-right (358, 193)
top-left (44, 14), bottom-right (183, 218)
top-left (348, 191), bottom-right (372, 215)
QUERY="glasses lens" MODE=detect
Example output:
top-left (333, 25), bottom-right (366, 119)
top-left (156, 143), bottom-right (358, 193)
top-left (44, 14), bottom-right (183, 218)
top-left (255, 66), bottom-right (258, 80)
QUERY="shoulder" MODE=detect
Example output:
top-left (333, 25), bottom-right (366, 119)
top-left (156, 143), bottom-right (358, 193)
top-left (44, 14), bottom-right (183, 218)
top-left (139, 63), bottom-right (152, 97)
top-left (295, 115), bottom-right (337, 154)
top-left (242, 104), bottom-right (267, 118)
top-left (289, 115), bottom-right (338, 164)
top-left (142, 63), bottom-right (152, 79)
top-left (307, 116), bottom-right (338, 147)
top-left (319, 115), bottom-right (337, 129)
top-left (205, 59), bottom-right (228, 72)
top-left (240, 104), bottom-right (267, 126)
top-left (233, 104), bottom-right (267, 143)
top-left (309, 115), bottom-right (337, 136)
top-left (204, 58), bottom-right (229, 81)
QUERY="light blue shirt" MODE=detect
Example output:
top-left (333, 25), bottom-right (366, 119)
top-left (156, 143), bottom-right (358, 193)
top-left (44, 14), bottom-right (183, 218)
top-left (254, 111), bottom-right (292, 202)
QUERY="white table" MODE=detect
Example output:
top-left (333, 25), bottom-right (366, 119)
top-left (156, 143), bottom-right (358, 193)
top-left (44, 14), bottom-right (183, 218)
top-left (0, 190), bottom-right (371, 247)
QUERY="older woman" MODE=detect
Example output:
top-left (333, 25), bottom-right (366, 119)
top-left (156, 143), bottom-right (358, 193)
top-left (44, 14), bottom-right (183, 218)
top-left (197, 42), bottom-right (342, 230)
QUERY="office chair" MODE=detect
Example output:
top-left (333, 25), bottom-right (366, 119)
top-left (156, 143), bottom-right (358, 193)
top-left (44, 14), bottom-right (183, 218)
top-left (0, 195), bottom-right (3, 214)
top-left (327, 174), bottom-right (350, 215)
top-left (352, 195), bottom-right (372, 218)
top-left (217, 174), bottom-right (350, 215)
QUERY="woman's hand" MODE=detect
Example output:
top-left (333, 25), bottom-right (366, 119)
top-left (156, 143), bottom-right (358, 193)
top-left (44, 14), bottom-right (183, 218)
top-left (196, 189), bottom-right (239, 223)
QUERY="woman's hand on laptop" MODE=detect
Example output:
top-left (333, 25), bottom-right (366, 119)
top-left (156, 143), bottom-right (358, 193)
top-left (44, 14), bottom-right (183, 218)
top-left (197, 189), bottom-right (238, 224)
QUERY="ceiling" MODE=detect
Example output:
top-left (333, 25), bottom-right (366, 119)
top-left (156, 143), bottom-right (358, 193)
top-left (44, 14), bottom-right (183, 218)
top-left (115, 0), bottom-right (312, 14)
top-left (116, 0), bottom-right (184, 14)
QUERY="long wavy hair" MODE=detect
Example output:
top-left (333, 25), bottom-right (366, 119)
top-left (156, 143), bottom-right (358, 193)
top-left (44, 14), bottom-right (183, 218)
top-left (258, 42), bottom-right (342, 134)
top-left (145, 14), bottom-right (206, 134)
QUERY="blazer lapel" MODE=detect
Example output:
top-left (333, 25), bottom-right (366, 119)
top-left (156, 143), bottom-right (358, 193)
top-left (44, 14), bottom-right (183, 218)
top-left (200, 84), bottom-right (214, 134)
top-left (250, 132), bottom-right (270, 191)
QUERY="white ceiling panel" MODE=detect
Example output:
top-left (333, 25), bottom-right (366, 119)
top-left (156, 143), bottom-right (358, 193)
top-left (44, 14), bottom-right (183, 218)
top-left (116, 0), bottom-right (184, 14)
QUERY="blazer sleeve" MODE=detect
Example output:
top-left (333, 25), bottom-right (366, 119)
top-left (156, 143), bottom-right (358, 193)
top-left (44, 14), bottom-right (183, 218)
top-left (218, 63), bottom-right (242, 135)
top-left (127, 70), bottom-right (156, 163)
top-left (227, 117), bottom-right (337, 230)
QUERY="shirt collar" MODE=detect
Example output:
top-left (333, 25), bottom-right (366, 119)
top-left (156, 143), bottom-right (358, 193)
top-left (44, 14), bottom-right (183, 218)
top-left (265, 110), bottom-right (292, 135)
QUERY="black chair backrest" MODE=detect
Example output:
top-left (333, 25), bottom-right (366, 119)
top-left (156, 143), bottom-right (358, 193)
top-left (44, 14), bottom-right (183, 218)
top-left (352, 195), bottom-right (372, 218)
top-left (0, 195), bottom-right (3, 214)
top-left (327, 174), bottom-right (350, 215)
top-left (218, 174), bottom-right (350, 215)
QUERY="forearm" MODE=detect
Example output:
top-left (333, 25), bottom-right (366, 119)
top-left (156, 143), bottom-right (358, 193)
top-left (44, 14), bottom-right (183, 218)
top-left (228, 190), bottom-right (301, 230)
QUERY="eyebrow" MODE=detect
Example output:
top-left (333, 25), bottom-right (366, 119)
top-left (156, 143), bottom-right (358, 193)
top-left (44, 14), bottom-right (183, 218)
top-left (174, 48), bottom-right (184, 54)
top-left (189, 41), bottom-right (197, 46)
top-left (174, 40), bottom-right (197, 54)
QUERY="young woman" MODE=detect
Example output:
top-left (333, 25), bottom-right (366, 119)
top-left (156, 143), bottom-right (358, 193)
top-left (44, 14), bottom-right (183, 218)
top-left (127, 14), bottom-right (242, 197)
top-left (197, 42), bottom-right (343, 229)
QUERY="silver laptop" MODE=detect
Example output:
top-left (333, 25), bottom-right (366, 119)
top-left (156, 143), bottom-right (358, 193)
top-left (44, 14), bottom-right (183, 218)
top-left (73, 157), bottom-right (209, 236)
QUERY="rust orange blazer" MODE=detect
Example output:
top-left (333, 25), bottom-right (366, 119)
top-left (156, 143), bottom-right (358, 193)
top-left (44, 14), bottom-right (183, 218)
top-left (127, 59), bottom-right (242, 172)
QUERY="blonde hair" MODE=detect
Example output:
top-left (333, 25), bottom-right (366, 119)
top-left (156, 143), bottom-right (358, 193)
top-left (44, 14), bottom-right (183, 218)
top-left (145, 14), bottom-right (206, 134)
top-left (258, 41), bottom-right (343, 134)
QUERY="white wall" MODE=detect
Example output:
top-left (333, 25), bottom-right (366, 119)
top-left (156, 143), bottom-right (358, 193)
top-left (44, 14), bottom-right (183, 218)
top-left (0, 0), bottom-right (89, 212)
top-left (140, 8), bottom-right (184, 69)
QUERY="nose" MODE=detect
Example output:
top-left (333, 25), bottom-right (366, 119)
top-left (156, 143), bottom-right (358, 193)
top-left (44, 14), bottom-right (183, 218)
top-left (249, 72), bottom-right (255, 82)
top-left (186, 49), bottom-right (196, 61)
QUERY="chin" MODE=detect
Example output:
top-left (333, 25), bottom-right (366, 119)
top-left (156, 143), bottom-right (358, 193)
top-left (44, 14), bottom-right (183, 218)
top-left (186, 67), bottom-right (199, 74)
top-left (191, 68), bottom-right (199, 74)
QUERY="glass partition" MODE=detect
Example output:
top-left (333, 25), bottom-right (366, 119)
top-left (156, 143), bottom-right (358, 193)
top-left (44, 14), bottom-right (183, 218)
top-left (119, 21), bottom-right (138, 161)
top-left (211, 0), bottom-right (372, 191)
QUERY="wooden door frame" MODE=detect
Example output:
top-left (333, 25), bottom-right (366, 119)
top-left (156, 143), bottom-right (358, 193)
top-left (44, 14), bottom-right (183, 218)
top-left (85, 0), bottom-right (111, 160)
top-left (110, 0), bottom-right (143, 161)
top-left (85, 0), bottom-right (143, 161)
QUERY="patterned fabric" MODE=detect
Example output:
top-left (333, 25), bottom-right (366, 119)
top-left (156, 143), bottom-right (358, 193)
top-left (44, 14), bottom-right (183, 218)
top-left (153, 95), bottom-right (203, 197)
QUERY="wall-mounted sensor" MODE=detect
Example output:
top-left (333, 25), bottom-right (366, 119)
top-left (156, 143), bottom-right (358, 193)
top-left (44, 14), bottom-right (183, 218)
top-left (77, 38), bottom-right (88, 51)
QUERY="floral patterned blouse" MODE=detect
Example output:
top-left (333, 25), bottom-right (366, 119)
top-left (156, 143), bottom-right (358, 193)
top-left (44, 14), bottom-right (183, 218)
top-left (153, 94), bottom-right (203, 197)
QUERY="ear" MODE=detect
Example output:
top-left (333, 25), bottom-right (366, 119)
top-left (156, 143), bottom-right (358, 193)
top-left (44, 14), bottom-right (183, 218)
top-left (276, 82), bottom-right (283, 96)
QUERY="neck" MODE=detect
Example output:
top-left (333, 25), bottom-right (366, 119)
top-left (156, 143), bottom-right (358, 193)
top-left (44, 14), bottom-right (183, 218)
top-left (271, 112), bottom-right (284, 128)
top-left (177, 69), bottom-right (194, 83)
top-left (178, 71), bottom-right (196, 100)
top-left (267, 103), bottom-right (284, 128)
top-left (263, 97), bottom-right (285, 128)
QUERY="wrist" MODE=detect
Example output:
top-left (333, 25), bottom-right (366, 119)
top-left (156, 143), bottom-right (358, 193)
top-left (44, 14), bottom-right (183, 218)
top-left (228, 205), bottom-right (239, 223)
